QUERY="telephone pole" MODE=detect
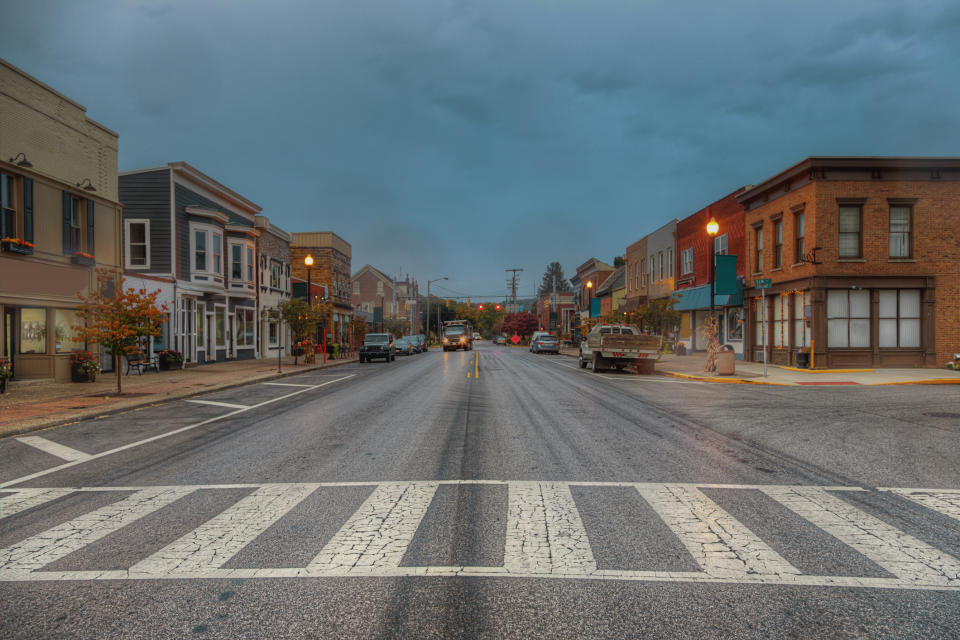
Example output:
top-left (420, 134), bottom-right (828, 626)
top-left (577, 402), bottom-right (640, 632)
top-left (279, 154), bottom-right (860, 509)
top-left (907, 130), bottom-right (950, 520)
top-left (505, 268), bottom-right (523, 311)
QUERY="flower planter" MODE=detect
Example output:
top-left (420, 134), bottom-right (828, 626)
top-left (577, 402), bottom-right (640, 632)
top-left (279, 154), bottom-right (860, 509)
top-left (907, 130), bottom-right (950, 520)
top-left (1, 241), bottom-right (33, 255)
top-left (70, 254), bottom-right (96, 266)
top-left (71, 368), bottom-right (96, 383)
top-left (0, 378), bottom-right (7, 394)
top-left (159, 359), bottom-right (171, 371)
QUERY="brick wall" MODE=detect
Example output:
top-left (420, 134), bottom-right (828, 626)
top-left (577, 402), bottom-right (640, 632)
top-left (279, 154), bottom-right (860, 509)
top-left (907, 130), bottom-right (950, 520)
top-left (675, 189), bottom-right (746, 290)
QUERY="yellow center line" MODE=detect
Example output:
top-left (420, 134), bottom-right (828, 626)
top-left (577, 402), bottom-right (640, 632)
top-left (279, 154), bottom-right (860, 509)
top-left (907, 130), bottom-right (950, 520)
top-left (475, 352), bottom-right (479, 379)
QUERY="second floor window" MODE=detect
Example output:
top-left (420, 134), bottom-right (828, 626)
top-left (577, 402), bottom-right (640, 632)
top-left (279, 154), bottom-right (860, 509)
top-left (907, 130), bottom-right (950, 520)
top-left (838, 205), bottom-right (861, 258)
top-left (667, 248), bottom-right (673, 277)
top-left (714, 233), bottom-right (728, 255)
top-left (247, 247), bottom-right (254, 281)
top-left (271, 263), bottom-right (280, 288)
top-left (194, 230), bottom-right (207, 271)
top-left (231, 244), bottom-right (242, 280)
top-left (889, 206), bottom-right (912, 258)
top-left (774, 221), bottom-right (783, 268)
top-left (353, 280), bottom-right (360, 294)
top-left (212, 233), bottom-right (221, 274)
top-left (70, 197), bottom-right (83, 251)
top-left (754, 227), bottom-right (763, 272)
top-left (125, 220), bottom-right (149, 268)
top-left (681, 248), bottom-right (693, 275)
top-left (649, 257), bottom-right (655, 283)
top-left (658, 252), bottom-right (664, 280)
top-left (640, 260), bottom-right (646, 287)
top-left (795, 213), bottom-right (805, 262)
top-left (1, 174), bottom-right (17, 238)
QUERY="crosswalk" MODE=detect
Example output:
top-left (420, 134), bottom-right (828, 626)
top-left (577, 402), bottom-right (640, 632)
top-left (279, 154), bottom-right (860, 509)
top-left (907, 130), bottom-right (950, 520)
top-left (1, 482), bottom-right (958, 589)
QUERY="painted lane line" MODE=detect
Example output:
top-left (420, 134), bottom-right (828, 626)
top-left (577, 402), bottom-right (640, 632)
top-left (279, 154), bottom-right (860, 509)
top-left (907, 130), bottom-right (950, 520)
top-left (306, 482), bottom-right (438, 575)
top-left (504, 482), bottom-right (597, 575)
top-left (0, 488), bottom-right (76, 519)
top-left (636, 484), bottom-right (801, 580)
top-left (0, 487), bottom-right (194, 579)
top-left (760, 486), bottom-right (960, 586)
top-left (261, 382), bottom-right (316, 387)
top-left (129, 484), bottom-right (318, 577)
top-left (883, 489), bottom-right (960, 524)
top-left (186, 400), bottom-right (250, 409)
top-left (0, 374), bottom-right (355, 490)
top-left (15, 436), bottom-right (92, 462)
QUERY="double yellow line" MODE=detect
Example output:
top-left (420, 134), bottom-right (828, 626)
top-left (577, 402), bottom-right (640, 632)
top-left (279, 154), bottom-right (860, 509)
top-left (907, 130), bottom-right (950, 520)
top-left (466, 352), bottom-right (479, 379)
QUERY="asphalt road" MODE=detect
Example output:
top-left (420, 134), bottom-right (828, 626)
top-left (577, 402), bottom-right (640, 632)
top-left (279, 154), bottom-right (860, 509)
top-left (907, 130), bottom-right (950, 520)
top-left (1, 342), bottom-right (959, 639)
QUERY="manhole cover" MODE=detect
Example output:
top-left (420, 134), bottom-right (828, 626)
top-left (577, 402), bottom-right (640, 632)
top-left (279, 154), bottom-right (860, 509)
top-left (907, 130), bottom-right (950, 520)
top-left (924, 412), bottom-right (960, 418)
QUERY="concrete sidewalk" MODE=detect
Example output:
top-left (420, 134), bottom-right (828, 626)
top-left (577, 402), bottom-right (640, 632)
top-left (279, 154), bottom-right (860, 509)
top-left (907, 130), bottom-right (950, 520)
top-left (0, 354), bottom-right (357, 438)
top-left (558, 348), bottom-right (960, 386)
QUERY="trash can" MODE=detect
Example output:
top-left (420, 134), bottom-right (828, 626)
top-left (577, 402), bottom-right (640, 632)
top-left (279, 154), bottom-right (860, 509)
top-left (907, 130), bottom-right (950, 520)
top-left (716, 348), bottom-right (735, 376)
top-left (796, 351), bottom-right (810, 369)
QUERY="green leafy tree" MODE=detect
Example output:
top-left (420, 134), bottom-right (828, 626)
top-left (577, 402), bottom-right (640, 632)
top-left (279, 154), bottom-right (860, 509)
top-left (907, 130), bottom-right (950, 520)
top-left (636, 296), bottom-right (680, 337)
top-left (384, 318), bottom-right (410, 337)
top-left (613, 255), bottom-right (626, 268)
top-left (537, 262), bottom-right (573, 297)
top-left (278, 298), bottom-right (323, 364)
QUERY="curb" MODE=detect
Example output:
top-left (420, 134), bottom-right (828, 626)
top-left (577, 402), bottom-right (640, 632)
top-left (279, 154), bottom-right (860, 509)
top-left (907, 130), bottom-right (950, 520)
top-left (776, 365), bottom-right (874, 374)
top-left (872, 378), bottom-right (960, 386)
top-left (659, 371), bottom-right (790, 386)
top-left (0, 357), bottom-right (358, 440)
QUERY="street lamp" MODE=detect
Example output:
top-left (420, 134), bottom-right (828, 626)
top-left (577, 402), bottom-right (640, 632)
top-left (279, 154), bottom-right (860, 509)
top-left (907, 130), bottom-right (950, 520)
top-left (426, 276), bottom-right (448, 346)
top-left (304, 254), bottom-right (314, 304)
top-left (586, 280), bottom-right (594, 320)
top-left (706, 218), bottom-right (719, 325)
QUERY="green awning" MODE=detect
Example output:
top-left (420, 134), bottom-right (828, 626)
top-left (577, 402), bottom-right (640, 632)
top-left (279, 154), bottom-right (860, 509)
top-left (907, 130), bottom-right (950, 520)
top-left (672, 281), bottom-right (744, 311)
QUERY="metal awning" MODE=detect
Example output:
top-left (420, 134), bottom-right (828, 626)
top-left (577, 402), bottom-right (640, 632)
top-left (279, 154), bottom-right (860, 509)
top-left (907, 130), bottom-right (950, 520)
top-left (672, 281), bottom-right (744, 311)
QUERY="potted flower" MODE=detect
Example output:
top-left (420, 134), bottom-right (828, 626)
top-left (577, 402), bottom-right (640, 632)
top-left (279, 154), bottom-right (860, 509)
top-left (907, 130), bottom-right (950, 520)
top-left (69, 350), bottom-right (100, 382)
top-left (0, 357), bottom-right (12, 393)
top-left (158, 349), bottom-right (184, 371)
top-left (1, 237), bottom-right (35, 255)
top-left (70, 250), bottom-right (96, 266)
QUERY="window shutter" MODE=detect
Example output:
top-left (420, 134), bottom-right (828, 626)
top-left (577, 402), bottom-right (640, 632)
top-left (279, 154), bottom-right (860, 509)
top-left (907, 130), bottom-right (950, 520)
top-left (62, 191), bottom-right (72, 254)
top-left (23, 177), bottom-right (34, 243)
top-left (87, 199), bottom-right (95, 256)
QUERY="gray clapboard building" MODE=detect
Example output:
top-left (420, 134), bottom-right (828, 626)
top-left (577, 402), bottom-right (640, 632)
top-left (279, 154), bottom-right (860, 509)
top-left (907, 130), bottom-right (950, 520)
top-left (119, 162), bottom-right (262, 364)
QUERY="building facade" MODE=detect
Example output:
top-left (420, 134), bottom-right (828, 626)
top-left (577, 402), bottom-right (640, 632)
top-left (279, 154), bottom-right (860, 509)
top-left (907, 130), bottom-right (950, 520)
top-left (0, 59), bottom-right (123, 380)
top-left (119, 162), bottom-right (262, 365)
top-left (740, 156), bottom-right (960, 368)
top-left (291, 232), bottom-right (352, 347)
top-left (255, 215), bottom-right (292, 358)
top-left (595, 265), bottom-right (626, 317)
top-left (643, 219), bottom-right (678, 302)
top-left (570, 258), bottom-right (615, 324)
top-left (351, 264), bottom-right (396, 328)
top-left (674, 189), bottom-right (747, 356)
top-left (623, 236), bottom-right (648, 311)
top-left (534, 292), bottom-right (575, 334)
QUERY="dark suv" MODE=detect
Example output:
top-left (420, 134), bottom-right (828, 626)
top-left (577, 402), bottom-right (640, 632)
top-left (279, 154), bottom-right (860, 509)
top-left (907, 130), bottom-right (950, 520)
top-left (360, 333), bottom-right (395, 362)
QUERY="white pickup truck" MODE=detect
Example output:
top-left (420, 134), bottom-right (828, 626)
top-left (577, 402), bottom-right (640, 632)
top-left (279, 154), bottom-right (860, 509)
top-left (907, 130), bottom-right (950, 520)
top-left (578, 324), bottom-right (662, 374)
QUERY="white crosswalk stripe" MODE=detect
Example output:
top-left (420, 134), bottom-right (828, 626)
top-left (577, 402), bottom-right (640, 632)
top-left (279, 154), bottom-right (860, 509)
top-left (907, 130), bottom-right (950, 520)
top-left (0, 481), bottom-right (958, 590)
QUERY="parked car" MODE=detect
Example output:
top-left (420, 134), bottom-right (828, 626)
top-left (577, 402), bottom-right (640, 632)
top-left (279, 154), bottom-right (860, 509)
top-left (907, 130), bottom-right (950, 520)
top-left (494, 335), bottom-right (507, 345)
top-left (473, 332), bottom-right (482, 341)
top-left (359, 333), bottom-right (395, 362)
top-left (530, 332), bottom-right (560, 354)
top-left (395, 337), bottom-right (416, 356)
top-left (413, 334), bottom-right (428, 352)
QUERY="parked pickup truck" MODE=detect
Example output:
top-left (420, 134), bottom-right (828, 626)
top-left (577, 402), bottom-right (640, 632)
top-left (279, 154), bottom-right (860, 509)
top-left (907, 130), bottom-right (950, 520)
top-left (578, 324), bottom-right (662, 374)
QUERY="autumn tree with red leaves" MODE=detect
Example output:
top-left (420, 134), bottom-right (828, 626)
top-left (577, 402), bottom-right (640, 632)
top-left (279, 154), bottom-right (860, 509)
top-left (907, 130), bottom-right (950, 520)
top-left (73, 269), bottom-right (167, 394)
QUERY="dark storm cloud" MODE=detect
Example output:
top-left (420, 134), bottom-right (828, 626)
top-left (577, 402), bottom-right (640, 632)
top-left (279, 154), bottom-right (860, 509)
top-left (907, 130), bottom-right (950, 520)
top-left (2, 0), bottom-right (958, 298)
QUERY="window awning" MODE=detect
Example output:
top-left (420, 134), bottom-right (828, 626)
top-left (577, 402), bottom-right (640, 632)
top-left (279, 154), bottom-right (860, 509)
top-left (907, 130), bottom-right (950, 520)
top-left (672, 281), bottom-right (744, 311)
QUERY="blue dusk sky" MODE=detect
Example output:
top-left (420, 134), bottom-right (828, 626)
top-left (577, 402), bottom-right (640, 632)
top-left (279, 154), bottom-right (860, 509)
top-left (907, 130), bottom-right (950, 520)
top-left (2, 0), bottom-right (958, 300)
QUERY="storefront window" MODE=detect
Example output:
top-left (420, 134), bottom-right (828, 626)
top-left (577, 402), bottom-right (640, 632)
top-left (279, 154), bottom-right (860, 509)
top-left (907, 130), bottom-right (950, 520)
top-left (773, 296), bottom-right (786, 347)
top-left (879, 289), bottom-right (921, 348)
top-left (726, 308), bottom-right (743, 341)
top-left (793, 292), bottom-right (810, 348)
top-left (55, 309), bottom-right (81, 353)
top-left (827, 289), bottom-right (870, 348)
top-left (269, 321), bottom-right (278, 345)
top-left (20, 308), bottom-right (46, 354)
top-left (753, 299), bottom-right (764, 347)
top-left (215, 307), bottom-right (225, 346)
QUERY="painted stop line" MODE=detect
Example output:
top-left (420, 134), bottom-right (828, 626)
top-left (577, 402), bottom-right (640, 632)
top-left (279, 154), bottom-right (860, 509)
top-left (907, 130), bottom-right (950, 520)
top-left (1, 481), bottom-right (958, 590)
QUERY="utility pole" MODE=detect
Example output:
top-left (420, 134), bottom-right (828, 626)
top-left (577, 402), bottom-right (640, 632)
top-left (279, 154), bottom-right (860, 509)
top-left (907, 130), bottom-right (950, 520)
top-left (505, 268), bottom-right (523, 311)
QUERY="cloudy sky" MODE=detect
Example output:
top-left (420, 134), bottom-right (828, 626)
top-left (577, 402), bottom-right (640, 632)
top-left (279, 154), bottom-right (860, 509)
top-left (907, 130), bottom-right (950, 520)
top-left (2, 0), bottom-right (958, 300)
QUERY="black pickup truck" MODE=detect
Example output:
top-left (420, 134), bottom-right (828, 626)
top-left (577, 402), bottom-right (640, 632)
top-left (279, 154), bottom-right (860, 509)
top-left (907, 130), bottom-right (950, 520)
top-left (360, 333), bottom-right (395, 363)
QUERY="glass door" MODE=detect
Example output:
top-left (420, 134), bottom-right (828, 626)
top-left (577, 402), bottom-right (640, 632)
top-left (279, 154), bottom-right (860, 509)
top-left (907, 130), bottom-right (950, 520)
top-left (3, 307), bottom-right (14, 379)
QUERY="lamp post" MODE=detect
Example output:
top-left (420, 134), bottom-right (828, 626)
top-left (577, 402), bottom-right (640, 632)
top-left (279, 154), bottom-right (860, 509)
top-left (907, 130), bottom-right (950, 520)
top-left (304, 254), bottom-right (314, 304)
top-left (706, 218), bottom-right (719, 324)
top-left (426, 277), bottom-right (447, 346)
top-left (586, 280), bottom-right (594, 321)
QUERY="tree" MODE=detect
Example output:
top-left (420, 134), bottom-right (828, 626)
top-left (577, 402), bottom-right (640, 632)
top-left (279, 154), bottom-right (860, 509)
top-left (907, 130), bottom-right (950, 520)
top-left (502, 311), bottom-right (539, 339)
top-left (536, 262), bottom-right (572, 297)
top-left (634, 296), bottom-right (680, 337)
top-left (350, 316), bottom-right (367, 346)
top-left (613, 255), bottom-right (626, 268)
top-left (384, 318), bottom-right (410, 337)
top-left (73, 268), bottom-right (167, 394)
top-left (278, 298), bottom-right (323, 364)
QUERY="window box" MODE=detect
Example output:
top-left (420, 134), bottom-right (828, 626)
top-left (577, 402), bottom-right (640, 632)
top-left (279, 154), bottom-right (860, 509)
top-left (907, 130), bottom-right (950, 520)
top-left (70, 251), bottom-right (96, 266)
top-left (1, 238), bottom-right (34, 255)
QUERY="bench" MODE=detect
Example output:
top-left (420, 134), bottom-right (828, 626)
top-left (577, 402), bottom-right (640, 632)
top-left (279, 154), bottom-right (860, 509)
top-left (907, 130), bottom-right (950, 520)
top-left (125, 351), bottom-right (158, 375)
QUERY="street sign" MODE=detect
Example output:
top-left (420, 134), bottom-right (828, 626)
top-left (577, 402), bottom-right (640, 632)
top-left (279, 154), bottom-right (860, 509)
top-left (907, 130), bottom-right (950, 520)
top-left (511, 334), bottom-right (521, 344)
top-left (754, 278), bottom-right (772, 289)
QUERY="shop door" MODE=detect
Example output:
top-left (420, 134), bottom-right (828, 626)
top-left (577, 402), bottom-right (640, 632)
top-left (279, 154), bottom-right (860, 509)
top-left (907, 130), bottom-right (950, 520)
top-left (3, 307), bottom-right (15, 378)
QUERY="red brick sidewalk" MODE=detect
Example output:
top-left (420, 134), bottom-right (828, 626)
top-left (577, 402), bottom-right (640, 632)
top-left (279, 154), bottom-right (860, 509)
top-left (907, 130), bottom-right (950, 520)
top-left (0, 354), bottom-right (356, 437)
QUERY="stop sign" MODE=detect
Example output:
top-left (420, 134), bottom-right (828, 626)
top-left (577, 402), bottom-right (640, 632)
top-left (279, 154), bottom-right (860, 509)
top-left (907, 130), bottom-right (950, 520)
top-left (511, 334), bottom-right (521, 344)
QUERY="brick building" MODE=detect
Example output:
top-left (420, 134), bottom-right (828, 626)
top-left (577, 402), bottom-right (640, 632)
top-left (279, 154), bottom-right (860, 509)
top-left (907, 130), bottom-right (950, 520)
top-left (570, 258), bottom-right (615, 321)
top-left (740, 157), bottom-right (960, 368)
top-left (595, 265), bottom-right (626, 317)
top-left (1, 59), bottom-right (123, 380)
top-left (674, 189), bottom-right (747, 355)
top-left (291, 232), bottom-right (352, 347)
top-left (254, 215), bottom-right (292, 358)
top-left (534, 292), bottom-right (575, 334)
top-left (623, 236), bottom-right (647, 310)
top-left (351, 264), bottom-right (395, 329)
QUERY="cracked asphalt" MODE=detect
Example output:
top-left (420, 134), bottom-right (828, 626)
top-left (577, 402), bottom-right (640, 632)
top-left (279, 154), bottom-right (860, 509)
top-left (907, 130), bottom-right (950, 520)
top-left (1, 342), bottom-right (959, 639)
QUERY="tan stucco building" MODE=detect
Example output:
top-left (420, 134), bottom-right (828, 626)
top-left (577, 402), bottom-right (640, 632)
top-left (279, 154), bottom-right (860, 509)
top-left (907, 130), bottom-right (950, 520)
top-left (0, 59), bottom-right (122, 380)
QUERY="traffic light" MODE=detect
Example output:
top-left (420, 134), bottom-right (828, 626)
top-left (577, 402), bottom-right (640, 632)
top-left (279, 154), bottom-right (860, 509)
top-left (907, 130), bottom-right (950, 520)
top-left (495, 304), bottom-right (501, 311)
top-left (478, 304), bottom-right (484, 310)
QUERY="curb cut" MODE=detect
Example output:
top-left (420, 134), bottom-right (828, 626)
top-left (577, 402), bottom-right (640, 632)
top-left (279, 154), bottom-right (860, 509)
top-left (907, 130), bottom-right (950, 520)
top-left (0, 357), bottom-right (358, 440)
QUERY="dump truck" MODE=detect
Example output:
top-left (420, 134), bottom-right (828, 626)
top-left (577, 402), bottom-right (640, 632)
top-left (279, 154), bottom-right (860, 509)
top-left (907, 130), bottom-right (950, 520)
top-left (578, 323), bottom-right (662, 374)
top-left (442, 320), bottom-right (473, 351)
